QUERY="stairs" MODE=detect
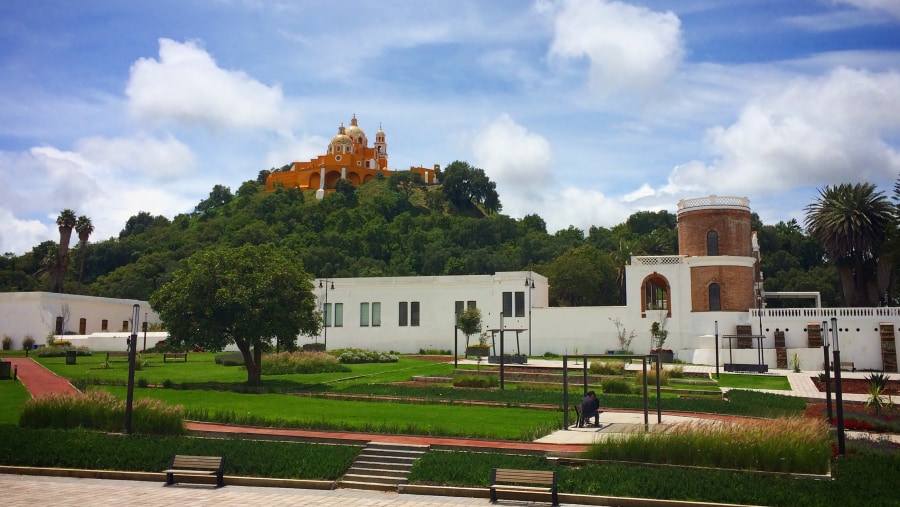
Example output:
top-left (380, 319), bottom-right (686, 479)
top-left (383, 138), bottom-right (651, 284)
top-left (339, 442), bottom-right (429, 491)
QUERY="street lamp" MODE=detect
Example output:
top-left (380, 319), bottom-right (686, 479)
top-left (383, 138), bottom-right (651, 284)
top-left (830, 317), bottom-right (846, 456)
top-left (525, 274), bottom-right (535, 356)
top-left (124, 304), bottom-right (139, 434)
top-left (821, 320), bottom-right (833, 423)
top-left (319, 279), bottom-right (335, 349)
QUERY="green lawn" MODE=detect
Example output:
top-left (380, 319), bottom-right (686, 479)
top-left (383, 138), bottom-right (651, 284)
top-left (98, 385), bottom-right (560, 440)
top-left (35, 353), bottom-right (453, 389)
top-left (716, 373), bottom-right (791, 390)
top-left (0, 380), bottom-right (29, 424)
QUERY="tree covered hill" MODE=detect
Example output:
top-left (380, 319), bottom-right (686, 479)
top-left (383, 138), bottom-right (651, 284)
top-left (0, 165), bottom-right (836, 307)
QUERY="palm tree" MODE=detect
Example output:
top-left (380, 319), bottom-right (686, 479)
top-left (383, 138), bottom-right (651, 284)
top-left (51, 209), bottom-right (77, 293)
top-left (75, 215), bottom-right (94, 289)
top-left (804, 183), bottom-right (895, 306)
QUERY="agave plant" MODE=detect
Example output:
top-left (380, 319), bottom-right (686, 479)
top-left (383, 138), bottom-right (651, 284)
top-left (866, 372), bottom-right (892, 415)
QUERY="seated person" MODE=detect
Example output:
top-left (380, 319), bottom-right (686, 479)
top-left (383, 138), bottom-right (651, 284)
top-left (579, 390), bottom-right (601, 427)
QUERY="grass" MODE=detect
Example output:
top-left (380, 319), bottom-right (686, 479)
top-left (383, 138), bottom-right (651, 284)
top-left (717, 373), bottom-right (791, 390)
top-left (99, 385), bottom-right (561, 440)
top-left (0, 379), bottom-right (30, 424)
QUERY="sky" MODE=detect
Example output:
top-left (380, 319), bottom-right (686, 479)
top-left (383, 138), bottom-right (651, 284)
top-left (1, 0), bottom-right (899, 255)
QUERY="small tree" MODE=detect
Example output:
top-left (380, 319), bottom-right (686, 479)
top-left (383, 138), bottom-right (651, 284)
top-left (609, 317), bottom-right (636, 352)
top-left (457, 307), bottom-right (483, 349)
top-left (650, 312), bottom-right (669, 350)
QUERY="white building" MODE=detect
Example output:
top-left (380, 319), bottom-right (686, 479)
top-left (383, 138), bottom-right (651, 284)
top-left (1, 195), bottom-right (897, 372)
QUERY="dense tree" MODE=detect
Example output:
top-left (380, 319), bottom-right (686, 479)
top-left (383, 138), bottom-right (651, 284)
top-left (150, 244), bottom-right (320, 385)
top-left (542, 245), bottom-right (617, 306)
top-left (194, 184), bottom-right (234, 215)
top-left (441, 161), bottom-right (501, 214)
top-left (804, 183), bottom-right (895, 306)
top-left (75, 215), bottom-right (94, 289)
top-left (457, 306), bottom-right (483, 349)
top-left (50, 209), bottom-right (77, 293)
top-left (388, 171), bottom-right (425, 201)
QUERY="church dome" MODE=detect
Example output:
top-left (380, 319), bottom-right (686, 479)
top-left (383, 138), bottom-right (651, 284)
top-left (345, 114), bottom-right (366, 141)
top-left (330, 124), bottom-right (353, 148)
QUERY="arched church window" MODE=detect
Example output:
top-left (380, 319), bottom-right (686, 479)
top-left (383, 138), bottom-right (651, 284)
top-left (707, 230), bottom-right (719, 256)
top-left (709, 283), bottom-right (721, 311)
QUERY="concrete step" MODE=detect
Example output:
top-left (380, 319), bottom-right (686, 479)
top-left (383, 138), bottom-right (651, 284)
top-left (341, 473), bottom-right (406, 485)
top-left (338, 480), bottom-right (398, 492)
top-left (347, 466), bottom-right (408, 478)
top-left (353, 460), bottom-right (414, 471)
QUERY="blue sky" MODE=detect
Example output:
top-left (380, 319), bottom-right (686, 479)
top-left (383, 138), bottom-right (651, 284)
top-left (1, 0), bottom-right (899, 254)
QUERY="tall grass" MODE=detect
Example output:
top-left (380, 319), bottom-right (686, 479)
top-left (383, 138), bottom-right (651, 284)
top-left (19, 389), bottom-right (185, 435)
top-left (583, 417), bottom-right (830, 474)
top-left (634, 366), bottom-right (669, 386)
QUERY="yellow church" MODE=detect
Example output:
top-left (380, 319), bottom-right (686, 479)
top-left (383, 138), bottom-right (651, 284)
top-left (265, 115), bottom-right (439, 197)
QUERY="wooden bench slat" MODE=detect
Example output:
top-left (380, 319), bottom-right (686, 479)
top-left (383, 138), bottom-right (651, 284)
top-left (490, 468), bottom-right (558, 506)
top-left (165, 454), bottom-right (225, 488)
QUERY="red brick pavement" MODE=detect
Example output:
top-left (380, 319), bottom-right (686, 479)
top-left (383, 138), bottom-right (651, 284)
top-left (6, 357), bottom-right (80, 398)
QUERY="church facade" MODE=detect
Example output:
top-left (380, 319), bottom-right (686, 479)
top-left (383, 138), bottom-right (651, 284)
top-left (265, 115), bottom-right (439, 197)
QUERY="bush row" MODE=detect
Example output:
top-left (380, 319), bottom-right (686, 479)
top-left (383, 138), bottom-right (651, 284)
top-left (0, 425), bottom-right (359, 480)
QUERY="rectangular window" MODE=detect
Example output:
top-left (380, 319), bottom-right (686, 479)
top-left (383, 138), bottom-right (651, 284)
top-left (334, 303), bottom-right (343, 327)
top-left (121, 320), bottom-right (128, 332)
top-left (323, 303), bottom-right (331, 327)
top-left (467, 300), bottom-right (476, 309)
top-left (411, 301), bottom-right (420, 326)
top-left (515, 291), bottom-right (525, 317)
top-left (360, 303), bottom-right (370, 326)
top-left (372, 302), bottom-right (381, 327)
top-left (101, 319), bottom-right (108, 331)
top-left (502, 292), bottom-right (512, 317)
top-left (455, 300), bottom-right (464, 317)
top-left (399, 302), bottom-right (408, 326)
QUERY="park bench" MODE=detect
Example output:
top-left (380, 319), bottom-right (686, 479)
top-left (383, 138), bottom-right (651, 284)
top-left (490, 468), bottom-right (558, 506)
top-left (163, 454), bottom-right (225, 487)
top-left (163, 352), bottom-right (188, 363)
top-left (832, 361), bottom-right (856, 372)
top-left (106, 351), bottom-right (129, 361)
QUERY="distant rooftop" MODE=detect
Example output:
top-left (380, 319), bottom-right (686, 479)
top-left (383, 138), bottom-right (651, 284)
top-left (677, 195), bottom-right (750, 213)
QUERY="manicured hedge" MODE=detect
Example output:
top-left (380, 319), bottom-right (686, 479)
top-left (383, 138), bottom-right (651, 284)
top-left (0, 425), bottom-right (360, 480)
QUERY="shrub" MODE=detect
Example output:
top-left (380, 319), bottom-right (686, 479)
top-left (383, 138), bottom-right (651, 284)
top-left (330, 348), bottom-right (398, 364)
top-left (602, 379), bottom-right (634, 394)
top-left (634, 366), bottom-right (669, 386)
top-left (137, 378), bottom-right (149, 388)
top-left (302, 342), bottom-right (326, 352)
top-left (583, 417), bottom-right (830, 474)
top-left (453, 375), bottom-right (498, 388)
top-left (668, 364), bottom-right (684, 378)
top-left (22, 335), bottom-right (35, 351)
top-left (260, 351), bottom-right (350, 375)
top-left (19, 389), bottom-right (185, 435)
top-left (1, 335), bottom-right (11, 350)
top-left (35, 345), bottom-right (92, 357)
top-left (214, 352), bottom-right (245, 366)
top-left (589, 361), bottom-right (626, 375)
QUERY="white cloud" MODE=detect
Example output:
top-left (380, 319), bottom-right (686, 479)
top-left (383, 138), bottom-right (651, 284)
top-left (546, 0), bottom-right (684, 95)
top-left (666, 67), bottom-right (900, 196)
top-left (0, 209), bottom-right (51, 255)
top-left (264, 133), bottom-right (329, 171)
top-left (543, 186), bottom-right (633, 233)
top-left (126, 38), bottom-right (286, 129)
top-left (76, 133), bottom-right (196, 181)
top-left (836, 0), bottom-right (900, 19)
top-left (472, 114), bottom-right (553, 218)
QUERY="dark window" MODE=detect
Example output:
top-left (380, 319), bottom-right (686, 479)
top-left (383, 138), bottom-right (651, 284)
top-left (467, 300), bottom-right (476, 309)
top-left (411, 302), bottom-right (420, 326)
top-left (515, 291), bottom-right (525, 317)
top-left (455, 301), bottom-right (464, 320)
top-left (399, 302), bottom-right (408, 326)
top-left (360, 303), bottom-right (369, 326)
top-left (79, 318), bottom-right (86, 335)
top-left (707, 230), bottom-right (719, 256)
top-left (709, 283), bottom-right (721, 311)
top-left (502, 292), bottom-right (512, 317)
top-left (101, 319), bottom-right (108, 331)
top-left (372, 302), bottom-right (381, 326)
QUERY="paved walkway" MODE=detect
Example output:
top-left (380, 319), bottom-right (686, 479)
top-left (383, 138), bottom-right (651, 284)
top-left (0, 474), bottom-right (528, 507)
top-left (5, 357), bottom-right (80, 398)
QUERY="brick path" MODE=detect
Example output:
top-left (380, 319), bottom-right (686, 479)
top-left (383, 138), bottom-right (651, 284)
top-left (5, 357), bottom-right (80, 398)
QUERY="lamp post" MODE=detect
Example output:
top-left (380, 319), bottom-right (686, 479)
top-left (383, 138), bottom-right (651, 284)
top-left (525, 273), bottom-right (535, 357)
top-left (124, 304), bottom-right (139, 434)
top-left (319, 279), bottom-right (334, 349)
top-left (821, 320), bottom-right (833, 423)
top-left (714, 320), bottom-right (720, 379)
top-left (830, 317), bottom-right (846, 456)
top-left (142, 312), bottom-right (148, 352)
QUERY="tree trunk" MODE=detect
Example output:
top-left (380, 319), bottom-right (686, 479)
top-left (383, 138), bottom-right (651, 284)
top-left (237, 342), bottom-right (262, 385)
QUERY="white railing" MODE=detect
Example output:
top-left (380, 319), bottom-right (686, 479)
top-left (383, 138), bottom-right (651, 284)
top-left (633, 255), bottom-right (685, 266)
top-left (751, 307), bottom-right (900, 318)
top-left (677, 195), bottom-right (750, 212)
